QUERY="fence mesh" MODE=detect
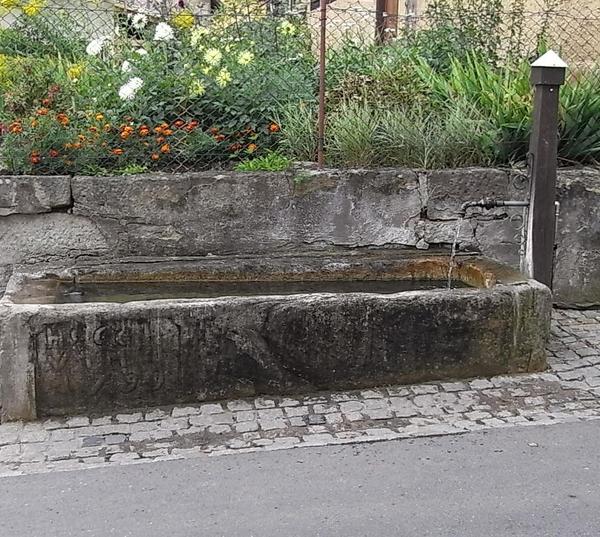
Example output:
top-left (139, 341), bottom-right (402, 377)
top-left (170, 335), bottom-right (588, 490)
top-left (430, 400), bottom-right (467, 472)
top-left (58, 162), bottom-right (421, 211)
top-left (0, 0), bottom-right (599, 174)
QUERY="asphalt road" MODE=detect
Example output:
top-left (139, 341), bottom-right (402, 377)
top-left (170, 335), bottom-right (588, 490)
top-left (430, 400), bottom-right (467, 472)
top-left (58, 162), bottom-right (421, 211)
top-left (1, 421), bottom-right (599, 537)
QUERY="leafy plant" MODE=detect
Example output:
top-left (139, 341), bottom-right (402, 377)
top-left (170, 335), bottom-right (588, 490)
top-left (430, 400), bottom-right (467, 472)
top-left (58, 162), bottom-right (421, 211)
top-left (413, 54), bottom-right (532, 163)
top-left (235, 151), bottom-right (291, 171)
top-left (277, 102), bottom-right (318, 163)
top-left (559, 72), bottom-right (600, 164)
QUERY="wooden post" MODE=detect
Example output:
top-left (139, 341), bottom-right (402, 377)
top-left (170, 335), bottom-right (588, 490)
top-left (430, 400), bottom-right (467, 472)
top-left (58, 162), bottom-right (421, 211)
top-left (375, 0), bottom-right (386, 44)
top-left (523, 51), bottom-right (567, 288)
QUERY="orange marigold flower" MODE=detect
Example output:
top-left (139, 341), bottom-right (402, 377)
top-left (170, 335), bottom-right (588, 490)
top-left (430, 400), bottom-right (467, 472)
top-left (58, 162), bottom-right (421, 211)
top-left (72, 142), bottom-right (82, 150)
top-left (95, 114), bottom-right (104, 122)
top-left (215, 134), bottom-right (226, 142)
top-left (89, 126), bottom-right (99, 134)
top-left (8, 122), bottom-right (23, 134)
top-left (111, 148), bottom-right (124, 156)
top-left (78, 134), bottom-right (87, 142)
top-left (228, 143), bottom-right (243, 152)
top-left (173, 120), bottom-right (185, 128)
top-left (247, 143), bottom-right (257, 153)
top-left (160, 144), bottom-right (171, 154)
top-left (269, 122), bottom-right (280, 133)
top-left (185, 120), bottom-right (199, 132)
top-left (30, 152), bottom-right (41, 165)
top-left (151, 153), bottom-right (160, 161)
top-left (103, 124), bottom-right (111, 133)
top-left (156, 136), bottom-right (166, 144)
top-left (56, 113), bottom-right (69, 126)
top-left (209, 127), bottom-right (219, 135)
top-left (120, 131), bottom-right (131, 140)
top-left (163, 129), bottom-right (174, 136)
top-left (30, 119), bottom-right (38, 128)
top-left (49, 149), bottom-right (60, 158)
top-left (41, 98), bottom-right (52, 107)
top-left (36, 108), bottom-right (49, 116)
top-left (139, 125), bottom-right (150, 137)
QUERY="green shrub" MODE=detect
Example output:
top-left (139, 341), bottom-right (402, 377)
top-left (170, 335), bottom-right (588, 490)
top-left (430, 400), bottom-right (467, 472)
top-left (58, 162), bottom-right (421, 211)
top-left (235, 151), bottom-right (291, 171)
top-left (325, 41), bottom-right (429, 109)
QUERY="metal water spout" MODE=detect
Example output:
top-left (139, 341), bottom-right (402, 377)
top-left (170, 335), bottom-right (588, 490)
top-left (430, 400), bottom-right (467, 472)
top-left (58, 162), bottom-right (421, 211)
top-left (458, 198), bottom-right (529, 219)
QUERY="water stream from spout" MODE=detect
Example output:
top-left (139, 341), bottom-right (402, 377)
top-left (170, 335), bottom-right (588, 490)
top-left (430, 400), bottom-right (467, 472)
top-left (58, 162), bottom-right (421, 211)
top-left (447, 217), bottom-right (464, 289)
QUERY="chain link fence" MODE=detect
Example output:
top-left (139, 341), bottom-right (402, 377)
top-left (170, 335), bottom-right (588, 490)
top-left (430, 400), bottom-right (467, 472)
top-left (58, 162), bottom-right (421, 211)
top-left (0, 0), bottom-right (599, 174)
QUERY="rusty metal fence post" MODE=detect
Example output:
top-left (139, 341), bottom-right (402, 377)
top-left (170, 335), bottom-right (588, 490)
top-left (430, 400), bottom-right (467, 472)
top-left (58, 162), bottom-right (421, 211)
top-left (523, 50), bottom-right (567, 289)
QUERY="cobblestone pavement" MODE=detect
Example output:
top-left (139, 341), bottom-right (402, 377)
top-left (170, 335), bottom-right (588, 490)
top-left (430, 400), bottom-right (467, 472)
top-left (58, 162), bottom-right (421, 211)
top-left (1, 309), bottom-right (599, 477)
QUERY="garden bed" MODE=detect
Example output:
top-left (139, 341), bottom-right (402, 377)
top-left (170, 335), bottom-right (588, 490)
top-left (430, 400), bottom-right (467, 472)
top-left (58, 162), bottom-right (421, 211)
top-left (1, 0), bottom-right (599, 175)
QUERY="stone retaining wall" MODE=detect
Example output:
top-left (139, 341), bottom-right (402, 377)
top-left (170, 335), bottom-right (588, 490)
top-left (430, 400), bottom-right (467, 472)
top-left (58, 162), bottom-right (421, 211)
top-left (1, 167), bottom-right (599, 306)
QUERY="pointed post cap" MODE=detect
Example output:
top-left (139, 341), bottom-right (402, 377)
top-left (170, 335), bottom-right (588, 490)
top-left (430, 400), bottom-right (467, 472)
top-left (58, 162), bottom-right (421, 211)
top-left (531, 50), bottom-right (567, 86)
top-left (531, 50), bottom-right (568, 69)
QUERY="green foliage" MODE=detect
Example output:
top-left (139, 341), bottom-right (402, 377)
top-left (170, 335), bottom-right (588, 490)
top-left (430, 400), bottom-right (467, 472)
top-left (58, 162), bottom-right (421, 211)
top-left (326, 41), bottom-right (428, 108)
top-left (235, 151), bottom-right (291, 171)
top-left (413, 54), bottom-right (533, 163)
top-left (0, 0), bottom-right (599, 173)
top-left (559, 73), bottom-right (600, 164)
top-left (276, 102), bottom-right (317, 163)
top-left (417, 0), bottom-right (506, 67)
top-left (324, 101), bottom-right (497, 169)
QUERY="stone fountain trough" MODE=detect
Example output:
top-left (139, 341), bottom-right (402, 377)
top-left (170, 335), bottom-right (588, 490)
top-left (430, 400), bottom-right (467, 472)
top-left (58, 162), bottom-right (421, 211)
top-left (0, 249), bottom-right (551, 421)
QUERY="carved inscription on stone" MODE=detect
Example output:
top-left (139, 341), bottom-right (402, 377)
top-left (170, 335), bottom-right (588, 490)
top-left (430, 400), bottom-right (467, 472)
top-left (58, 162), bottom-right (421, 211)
top-left (34, 316), bottom-right (182, 413)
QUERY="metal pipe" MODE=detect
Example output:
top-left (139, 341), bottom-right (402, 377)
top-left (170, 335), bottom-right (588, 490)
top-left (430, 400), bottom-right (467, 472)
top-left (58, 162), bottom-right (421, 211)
top-left (458, 198), bottom-right (530, 219)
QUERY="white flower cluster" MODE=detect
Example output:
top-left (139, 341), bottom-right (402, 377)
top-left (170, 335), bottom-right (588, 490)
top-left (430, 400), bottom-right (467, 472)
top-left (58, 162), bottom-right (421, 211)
top-left (154, 22), bottom-right (174, 42)
top-left (118, 77), bottom-right (144, 101)
top-left (86, 36), bottom-right (110, 56)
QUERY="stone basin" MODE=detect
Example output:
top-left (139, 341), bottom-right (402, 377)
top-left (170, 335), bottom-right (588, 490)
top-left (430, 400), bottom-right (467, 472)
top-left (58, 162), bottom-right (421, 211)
top-left (0, 250), bottom-right (552, 420)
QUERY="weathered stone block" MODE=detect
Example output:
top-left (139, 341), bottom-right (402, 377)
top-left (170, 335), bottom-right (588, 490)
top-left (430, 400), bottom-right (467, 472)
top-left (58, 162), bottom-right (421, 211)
top-left (71, 172), bottom-right (294, 257)
top-left (291, 168), bottom-right (421, 247)
top-left (553, 169), bottom-right (600, 306)
top-left (0, 213), bottom-right (108, 265)
top-left (0, 176), bottom-right (71, 216)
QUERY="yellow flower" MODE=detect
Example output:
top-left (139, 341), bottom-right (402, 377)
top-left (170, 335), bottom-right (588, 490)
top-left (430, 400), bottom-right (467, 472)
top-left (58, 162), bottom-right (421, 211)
top-left (189, 79), bottom-right (206, 97)
top-left (237, 50), bottom-right (254, 66)
top-left (204, 48), bottom-right (222, 66)
top-left (201, 66), bottom-right (212, 75)
top-left (190, 26), bottom-right (208, 47)
top-left (278, 20), bottom-right (296, 36)
top-left (67, 63), bottom-right (84, 81)
top-left (171, 9), bottom-right (195, 30)
top-left (21, 0), bottom-right (43, 16)
top-left (215, 67), bottom-right (231, 88)
top-left (0, 0), bottom-right (20, 9)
